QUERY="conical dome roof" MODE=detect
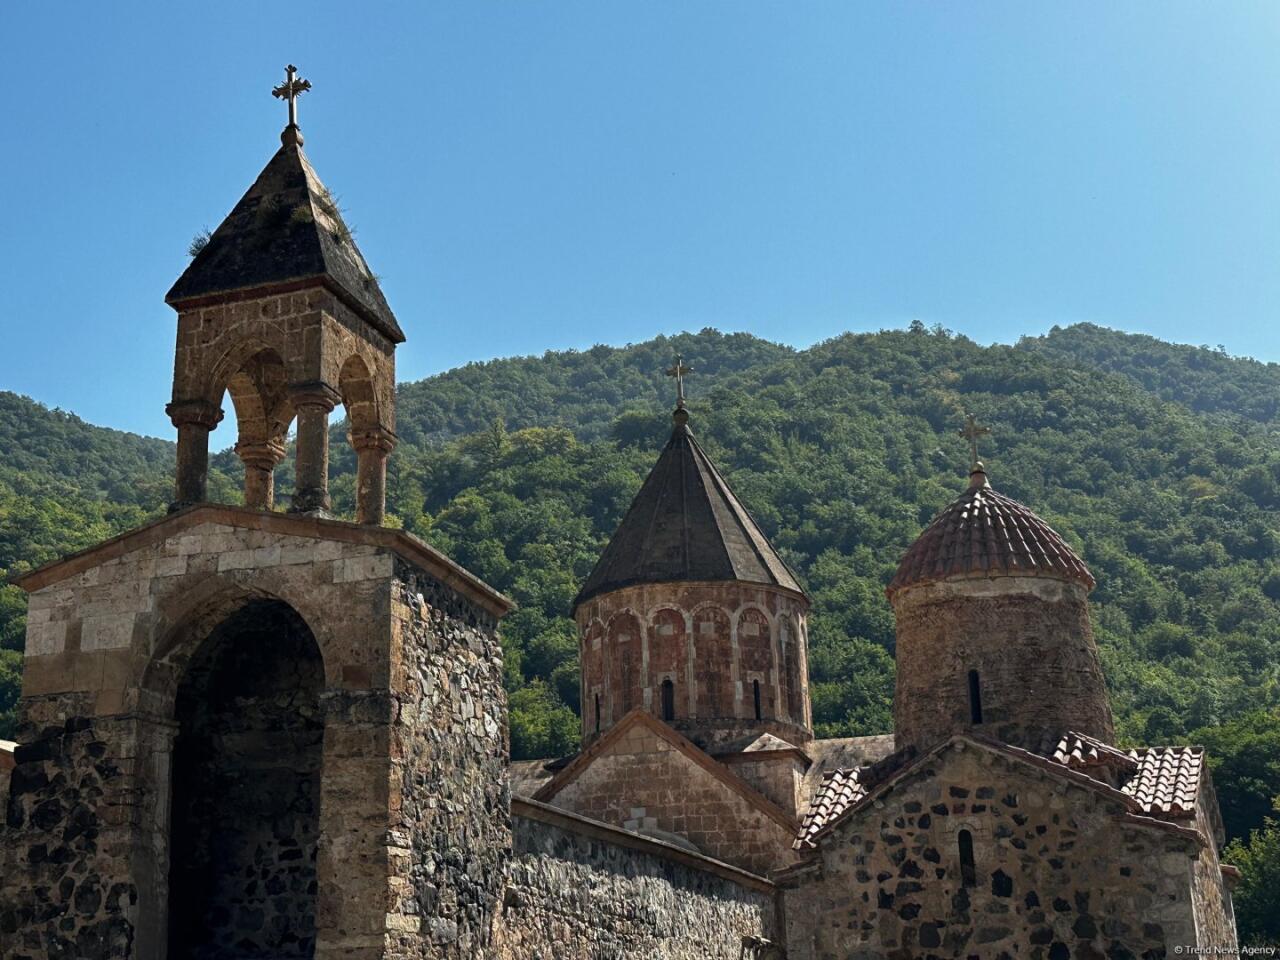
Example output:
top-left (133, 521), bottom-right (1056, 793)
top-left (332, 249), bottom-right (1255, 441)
top-left (573, 411), bottom-right (804, 609)
top-left (888, 467), bottom-right (1093, 596)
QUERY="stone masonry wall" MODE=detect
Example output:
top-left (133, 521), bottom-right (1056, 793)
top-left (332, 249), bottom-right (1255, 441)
top-left (493, 800), bottom-right (780, 960)
top-left (383, 560), bottom-right (509, 959)
top-left (782, 742), bottom-right (1212, 960)
top-left (576, 581), bottom-right (811, 751)
top-left (893, 577), bottom-right (1115, 754)
top-left (2, 712), bottom-right (144, 960)
top-left (546, 718), bottom-right (796, 875)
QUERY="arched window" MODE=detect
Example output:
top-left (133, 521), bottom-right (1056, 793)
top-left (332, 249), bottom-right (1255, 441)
top-left (661, 678), bottom-right (675, 721)
top-left (968, 669), bottom-right (983, 724)
top-left (753, 679), bottom-right (762, 720)
top-left (958, 829), bottom-right (977, 887)
top-left (594, 693), bottom-right (601, 733)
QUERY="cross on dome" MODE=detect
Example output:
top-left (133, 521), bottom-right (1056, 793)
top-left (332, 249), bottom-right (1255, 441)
top-left (665, 355), bottom-right (692, 409)
top-left (959, 413), bottom-right (991, 474)
top-left (272, 64), bottom-right (312, 130)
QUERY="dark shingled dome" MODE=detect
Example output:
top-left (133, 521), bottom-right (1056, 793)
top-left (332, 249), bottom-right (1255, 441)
top-left (888, 467), bottom-right (1094, 595)
top-left (573, 414), bottom-right (805, 608)
top-left (167, 133), bottom-right (404, 344)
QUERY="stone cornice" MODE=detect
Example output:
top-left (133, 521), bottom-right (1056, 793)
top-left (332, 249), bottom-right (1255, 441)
top-left (10, 503), bottom-right (515, 619)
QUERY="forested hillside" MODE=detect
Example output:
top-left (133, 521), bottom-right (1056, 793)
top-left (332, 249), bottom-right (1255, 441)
top-left (4, 325), bottom-right (1280, 879)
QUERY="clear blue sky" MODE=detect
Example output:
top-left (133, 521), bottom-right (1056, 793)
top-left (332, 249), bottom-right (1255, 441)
top-left (2, 2), bottom-right (1278, 440)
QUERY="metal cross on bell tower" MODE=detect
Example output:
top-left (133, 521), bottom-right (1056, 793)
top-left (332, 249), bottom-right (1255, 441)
top-left (959, 413), bottom-right (992, 473)
top-left (665, 355), bottom-right (692, 409)
top-left (272, 64), bottom-right (312, 130)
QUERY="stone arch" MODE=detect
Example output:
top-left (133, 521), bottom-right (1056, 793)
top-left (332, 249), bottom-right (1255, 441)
top-left (606, 609), bottom-right (643, 721)
top-left (166, 597), bottom-right (323, 958)
top-left (338, 353), bottom-right (380, 434)
top-left (735, 605), bottom-right (775, 720)
top-left (141, 574), bottom-right (342, 717)
top-left (647, 607), bottom-right (688, 722)
top-left (580, 618), bottom-right (607, 739)
top-left (781, 612), bottom-right (805, 725)
top-left (131, 580), bottom-right (334, 960)
top-left (690, 603), bottom-right (732, 719)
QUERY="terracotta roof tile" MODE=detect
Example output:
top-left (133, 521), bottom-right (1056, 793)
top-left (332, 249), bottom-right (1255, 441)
top-left (796, 767), bottom-right (867, 849)
top-left (1121, 746), bottom-right (1203, 817)
top-left (1052, 731), bottom-right (1139, 774)
top-left (888, 470), bottom-right (1093, 595)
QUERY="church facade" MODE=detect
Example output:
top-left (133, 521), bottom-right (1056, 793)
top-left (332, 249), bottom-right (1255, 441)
top-left (1, 80), bottom-right (1237, 959)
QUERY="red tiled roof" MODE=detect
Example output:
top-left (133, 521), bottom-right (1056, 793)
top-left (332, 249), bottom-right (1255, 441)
top-left (793, 735), bottom-right (1207, 852)
top-left (1052, 731), bottom-right (1139, 774)
top-left (888, 469), bottom-right (1094, 595)
top-left (1122, 746), bottom-right (1203, 817)
top-left (796, 768), bottom-right (867, 849)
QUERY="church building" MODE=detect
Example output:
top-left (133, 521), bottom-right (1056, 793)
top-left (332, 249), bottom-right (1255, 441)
top-left (1, 70), bottom-right (1239, 960)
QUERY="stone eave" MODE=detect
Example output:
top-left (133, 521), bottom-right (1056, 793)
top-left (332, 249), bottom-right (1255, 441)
top-left (803, 734), bottom-right (1201, 851)
top-left (10, 503), bottom-right (514, 619)
top-left (513, 796), bottom-right (775, 894)
top-left (572, 577), bottom-right (810, 617)
top-left (165, 275), bottom-right (405, 345)
top-left (531, 708), bottom-right (799, 834)
top-left (884, 565), bottom-right (1093, 601)
top-left (716, 747), bottom-right (812, 768)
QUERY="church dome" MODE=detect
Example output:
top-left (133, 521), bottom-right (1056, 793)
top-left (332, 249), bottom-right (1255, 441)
top-left (887, 466), bottom-right (1094, 596)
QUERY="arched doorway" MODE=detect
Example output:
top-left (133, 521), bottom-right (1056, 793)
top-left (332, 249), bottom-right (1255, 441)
top-left (167, 599), bottom-right (324, 959)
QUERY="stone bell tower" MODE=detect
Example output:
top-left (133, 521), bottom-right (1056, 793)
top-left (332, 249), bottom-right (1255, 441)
top-left (887, 418), bottom-right (1115, 755)
top-left (165, 64), bottom-right (401, 522)
top-left (1, 69), bottom-right (514, 960)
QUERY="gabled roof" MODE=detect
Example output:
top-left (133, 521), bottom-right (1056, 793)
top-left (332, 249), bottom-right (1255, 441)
top-left (573, 414), bottom-right (804, 608)
top-left (532, 708), bottom-right (798, 833)
top-left (10, 503), bottom-right (513, 618)
top-left (166, 131), bottom-right (404, 343)
top-left (888, 466), bottom-right (1093, 596)
top-left (797, 734), bottom-right (1206, 852)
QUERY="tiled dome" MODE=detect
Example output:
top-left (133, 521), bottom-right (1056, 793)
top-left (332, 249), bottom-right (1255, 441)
top-left (887, 466), bottom-right (1094, 595)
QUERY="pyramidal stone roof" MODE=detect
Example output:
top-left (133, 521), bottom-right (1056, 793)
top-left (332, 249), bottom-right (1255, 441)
top-left (573, 410), bottom-right (804, 609)
top-left (166, 129), bottom-right (404, 343)
top-left (887, 465), bottom-right (1094, 595)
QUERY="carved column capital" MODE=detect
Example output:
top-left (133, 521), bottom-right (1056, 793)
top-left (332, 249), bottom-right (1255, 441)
top-left (166, 399), bottom-right (224, 430)
top-left (348, 426), bottom-right (398, 455)
top-left (287, 381), bottom-right (342, 412)
top-left (234, 438), bottom-right (287, 470)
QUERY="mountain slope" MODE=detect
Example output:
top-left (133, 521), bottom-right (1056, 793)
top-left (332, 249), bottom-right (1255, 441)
top-left (2, 325), bottom-right (1280, 854)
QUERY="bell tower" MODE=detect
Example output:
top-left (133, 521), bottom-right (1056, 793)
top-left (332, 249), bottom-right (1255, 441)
top-left (165, 65), bottom-right (402, 522)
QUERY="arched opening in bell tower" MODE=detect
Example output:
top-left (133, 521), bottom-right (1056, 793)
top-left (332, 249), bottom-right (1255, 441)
top-left (167, 598), bottom-right (324, 960)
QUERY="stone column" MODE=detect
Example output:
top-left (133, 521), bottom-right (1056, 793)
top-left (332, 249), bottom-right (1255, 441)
top-left (165, 399), bottom-right (223, 510)
top-left (289, 384), bottom-right (340, 515)
top-left (235, 439), bottom-right (286, 511)
top-left (349, 427), bottom-right (397, 525)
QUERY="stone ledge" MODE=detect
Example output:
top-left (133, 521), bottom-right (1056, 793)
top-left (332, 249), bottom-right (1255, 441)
top-left (512, 796), bottom-right (776, 894)
top-left (10, 503), bottom-right (515, 619)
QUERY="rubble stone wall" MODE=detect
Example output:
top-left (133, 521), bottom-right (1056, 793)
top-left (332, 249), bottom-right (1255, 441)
top-left (383, 561), bottom-right (509, 960)
top-left (493, 799), bottom-right (780, 960)
top-left (782, 742), bottom-right (1219, 959)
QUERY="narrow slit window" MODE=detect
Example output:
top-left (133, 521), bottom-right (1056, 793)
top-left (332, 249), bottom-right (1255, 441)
top-left (753, 679), bottom-right (763, 720)
top-left (661, 678), bottom-right (675, 721)
top-left (594, 693), bottom-right (601, 733)
top-left (967, 669), bottom-right (983, 724)
top-left (959, 829), bottom-right (976, 887)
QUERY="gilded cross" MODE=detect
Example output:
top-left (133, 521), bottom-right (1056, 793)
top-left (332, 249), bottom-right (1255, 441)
top-left (959, 413), bottom-right (991, 472)
top-left (272, 64), bottom-right (312, 128)
top-left (665, 355), bottom-right (692, 408)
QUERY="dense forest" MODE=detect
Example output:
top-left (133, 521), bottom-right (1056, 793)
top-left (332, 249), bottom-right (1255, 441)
top-left (3, 322), bottom-right (1279, 937)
